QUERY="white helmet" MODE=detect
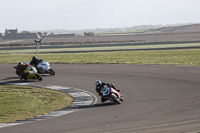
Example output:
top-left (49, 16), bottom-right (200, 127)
top-left (18, 62), bottom-right (23, 66)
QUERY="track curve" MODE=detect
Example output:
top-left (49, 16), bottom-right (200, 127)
top-left (0, 64), bottom-right (200, 133)
top-left (0, 83), bottom-right (97, 128)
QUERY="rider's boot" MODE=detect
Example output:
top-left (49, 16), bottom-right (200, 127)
top-left (101, 97), bottom-right (108, 103)
top-left (19, 76), bottom-right (23, 80)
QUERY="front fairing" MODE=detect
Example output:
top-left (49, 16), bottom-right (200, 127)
top-left (24, 66), bottom-right (38, 79)
top-left (102, 86), bottom-right (121, 100)
top-left (37, 61), bottom-right (51, 73)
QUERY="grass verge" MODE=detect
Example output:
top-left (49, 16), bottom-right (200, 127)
top-left (0, 85), bottom-right (73, 124)
top-left (1, 42), bottom-right (200, 54)
top-left (0, 49), bottom-right (200, 65)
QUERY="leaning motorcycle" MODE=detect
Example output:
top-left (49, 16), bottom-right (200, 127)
top-left (101, 85), bottom-right (123, 104)
top-left (14, 65), bottom-right (43, 81)
top-left (27, 60), bottom-right (55, 75)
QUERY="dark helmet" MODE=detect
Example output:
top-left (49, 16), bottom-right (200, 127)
top-left (32, 56), bottom-right (37, 60)
top-left (95, 80), bottom-right (102, 87)
top-left (18, 62), bottom-right (23, 66)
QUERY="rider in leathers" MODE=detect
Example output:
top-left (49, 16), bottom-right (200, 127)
top-left (16, 62), bottom-right (29, 80)
top-left (95, 80), bottom-right (120, 102)
top-left (30, 56), bottom-right (43, 67)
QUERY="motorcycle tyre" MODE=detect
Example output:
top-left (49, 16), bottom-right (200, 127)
top-left (36, 74), bottom-right (43, 81)
top-left (120, 97), bottom-right (124, 102)
top-left (111, 94), bottom-right (122, 104)
top-left (49, 69), bottom-right (55, 75)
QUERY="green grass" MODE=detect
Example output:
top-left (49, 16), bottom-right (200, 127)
top-left (0, 39), bottom-right (25, 45)
top-left (0, 85), bottom-right (73, 124)
top-left (0, 49), bottom-right (200, 65)
top-left (96, 30), bottom-right (147, 36)
top-left (1, 42), bottom-right (200, 54)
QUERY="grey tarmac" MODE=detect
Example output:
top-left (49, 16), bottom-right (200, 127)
top-left (0, 64), bottom-right (200, 133)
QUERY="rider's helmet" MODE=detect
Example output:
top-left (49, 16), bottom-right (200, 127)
top-left (32, 56), bottom-right (37, 60)
top-left (95, 80), bottom-right (102, 88)
top-left (18, 62), bottom-right (23, 66)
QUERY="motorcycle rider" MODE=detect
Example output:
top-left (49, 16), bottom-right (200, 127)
top-left (16, 62), bottom-right (29, 80)
top-left (95, 80), bottom-right (120, 102)
top-left (30, 56), bottom-right (43, 67)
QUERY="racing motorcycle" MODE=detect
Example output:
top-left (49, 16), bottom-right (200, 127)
top-left (14, 65), bottom-right (43, 81)
top-left (101, 85), bottom-right (123, 104)
top-left (27, 60), bottom-right (55, 75)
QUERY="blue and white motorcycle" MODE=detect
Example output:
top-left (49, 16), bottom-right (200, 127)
top-left (27, 60), bottom-right (55, 75)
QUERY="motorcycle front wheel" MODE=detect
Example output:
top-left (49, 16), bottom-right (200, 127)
top-left (36, 74), bottom-right (43, 81)
top-left (49, 69), bottom-right (55, 75)
top-left (111, 93), bottom-right (122, 104)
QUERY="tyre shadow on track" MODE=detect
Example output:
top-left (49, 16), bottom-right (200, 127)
top-left (1, 77), bottom-right (19, 80)
top-left (0, 77), bottom-right (41, 84)
top-left (91, 102), bottom-right (117, 108)
top-left (39, 75), bottom-right (52, 77)
top-left (60, 102), bottom-right (117, 111)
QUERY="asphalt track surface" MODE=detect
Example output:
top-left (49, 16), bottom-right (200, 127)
top-left (0, 64), bottom-right (200, 133)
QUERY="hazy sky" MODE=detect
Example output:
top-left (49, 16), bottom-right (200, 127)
top-left (1, 0), bottom-right (200, 32)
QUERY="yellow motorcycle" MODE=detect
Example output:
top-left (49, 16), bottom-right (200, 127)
top-left (14, 65), bottom-right (43, 81)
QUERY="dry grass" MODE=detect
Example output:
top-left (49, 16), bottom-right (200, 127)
top-left (0, 85), bottom-right (73, 124)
